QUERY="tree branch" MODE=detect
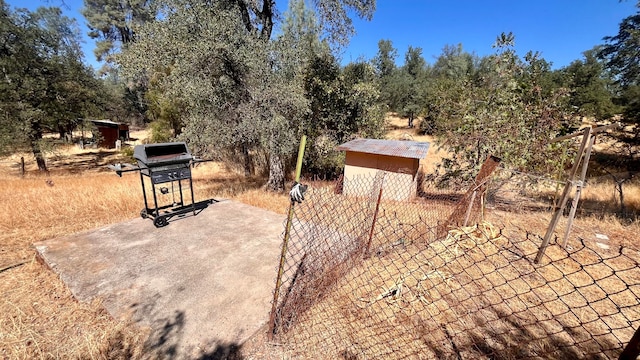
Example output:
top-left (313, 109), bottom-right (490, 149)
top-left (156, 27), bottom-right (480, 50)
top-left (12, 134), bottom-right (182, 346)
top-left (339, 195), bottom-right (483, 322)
top-left (235, 0), bottom-right (253, 34)
top-left (259, 0), bottom-right (274, 40)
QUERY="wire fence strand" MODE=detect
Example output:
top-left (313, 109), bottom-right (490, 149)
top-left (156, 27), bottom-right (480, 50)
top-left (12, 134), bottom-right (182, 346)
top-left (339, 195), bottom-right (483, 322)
top-left (269, 170), bottom-right (640, 359)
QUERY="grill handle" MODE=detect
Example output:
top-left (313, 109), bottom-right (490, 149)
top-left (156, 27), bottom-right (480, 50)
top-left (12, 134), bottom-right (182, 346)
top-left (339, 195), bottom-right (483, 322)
top-left (190, 158), bottom-right (214, 167)
top-left (107, 163), bottom-right (141, 177)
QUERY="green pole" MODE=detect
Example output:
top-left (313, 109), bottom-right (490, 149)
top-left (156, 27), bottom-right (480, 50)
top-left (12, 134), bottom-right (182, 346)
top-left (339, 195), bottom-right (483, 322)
top-left (294, 135), bottom-right (306, 182)
top-left (268, 135), bottom-right (306, 338)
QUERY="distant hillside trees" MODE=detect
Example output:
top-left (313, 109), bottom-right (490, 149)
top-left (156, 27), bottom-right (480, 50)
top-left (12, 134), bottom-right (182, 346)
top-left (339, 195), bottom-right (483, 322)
top-left (559, 47), bottom-right (620, 121)
top-left (599, 4), bottom-right (640, 124)
top-left (368, 25), bottom-right (638, 184)
top-left (418, 34), bottom-right (576, 184)
top-left (82, 0), bottom-right (156, 70)
top-left (0, 1), bottom-right (103, 171)
top-left (373, 41), bottom-right (429, 128)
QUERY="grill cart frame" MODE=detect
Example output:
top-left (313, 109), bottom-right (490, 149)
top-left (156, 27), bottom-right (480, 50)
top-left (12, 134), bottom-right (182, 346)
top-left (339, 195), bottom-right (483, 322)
top-left (109, 142), bottom-right (210, 228)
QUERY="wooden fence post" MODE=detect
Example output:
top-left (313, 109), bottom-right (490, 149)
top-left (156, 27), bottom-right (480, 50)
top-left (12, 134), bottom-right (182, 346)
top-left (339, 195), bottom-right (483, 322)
top-left (562, 133), bottom-right (595, 247)
top-left (20, 156), bottom-right (25, 177)
top-left (535, 127), bottom-right (591, 263)
top-left (438, 155), bottom-right (501, 238)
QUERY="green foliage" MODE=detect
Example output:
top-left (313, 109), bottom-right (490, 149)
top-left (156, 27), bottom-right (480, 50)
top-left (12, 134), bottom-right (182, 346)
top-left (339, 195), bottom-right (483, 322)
top-left (119, 0), bottom-right (378, 189)
top-left (432, 44), bottom-right (476, 80)
top-left (372, 39), bottom-right (397, 78)
top-left (149, 119), bottom-right (173, 143)
top-left (0, 1), bottom-right (102, 169)
top-left (372, 39), bottom-right (397, 110)
top-left (599, 5), bottom-right (640, 123)
top-left (311, 0), bottom-right (376, 48)
top-left (82, 0), bottom-right (156, 67)
top-left (556, 47), bottom-right (620, 120)
top-left (425, 34), bottom-right (576, 185)
top-left (618, 85), bottom-right (640, 122)
top-left (120, 1), bottom-right (306, 189)
top-left (377, 44), bottom-right (428, 128)
top-left (302, 53), bottom-right (385, 177)
top-left (384, 70), bottom-right (412, 113)
top-left (120, 145), bottom-right (134, 160)
top-left (145, 66), bottom-right (184, 137)
top-left (599, 8), bottom-right (640, 88)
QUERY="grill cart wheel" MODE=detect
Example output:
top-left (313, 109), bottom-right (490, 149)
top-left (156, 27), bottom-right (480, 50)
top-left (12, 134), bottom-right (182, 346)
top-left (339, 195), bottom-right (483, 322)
top-left (153, 216), bottom-right (168, 228)
top-left (140, 209), bottom-right (148, 219)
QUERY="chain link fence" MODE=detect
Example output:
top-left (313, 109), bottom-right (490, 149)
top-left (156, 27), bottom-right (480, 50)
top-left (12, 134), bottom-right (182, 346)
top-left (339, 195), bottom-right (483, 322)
top-left (268, 169), bottom-right (640, 359)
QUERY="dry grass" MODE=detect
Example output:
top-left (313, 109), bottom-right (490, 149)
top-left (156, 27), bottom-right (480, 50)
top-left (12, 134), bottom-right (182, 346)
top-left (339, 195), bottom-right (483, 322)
top-left (0, 170), bottom-right (149, 359)
top-left (384, 114), bottom-right (449, 175)
top-left (0, 145), bottom-right (289, 359)
top-left (1, 115), bottom-right (637, 359)
top-left (280, 198), bottom-right (640, 359)
top-left (581, 178), bottom-right (640, 216)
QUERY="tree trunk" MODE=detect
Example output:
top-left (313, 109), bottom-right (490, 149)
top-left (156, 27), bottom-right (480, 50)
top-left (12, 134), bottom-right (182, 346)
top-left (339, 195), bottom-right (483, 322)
top-left (266, 152), bottom-right (285, 192)
top-left (242, 143), bottom-right (253, 177)
top-left (172, 119), bottom-right (182, 137)
top-left (617, 181), bottom-right (626, 215)
top-left (30, 122), bottom-right (47, 172)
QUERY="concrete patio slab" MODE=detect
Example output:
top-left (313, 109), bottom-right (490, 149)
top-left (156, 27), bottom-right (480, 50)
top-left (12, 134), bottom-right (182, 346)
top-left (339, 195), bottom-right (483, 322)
top-left (34, 199), bottom-right (285, 359)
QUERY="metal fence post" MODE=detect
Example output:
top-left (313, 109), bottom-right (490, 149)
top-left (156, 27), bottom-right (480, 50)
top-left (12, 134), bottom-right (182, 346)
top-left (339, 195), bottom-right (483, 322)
top-left (268, 135), bottom-right (306, 339)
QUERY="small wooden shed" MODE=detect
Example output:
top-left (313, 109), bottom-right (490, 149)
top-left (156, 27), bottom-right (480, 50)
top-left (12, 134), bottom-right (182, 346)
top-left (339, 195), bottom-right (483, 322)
top-left (337, 139), bottom-right (430, 201)
top-left (90, 120), bottom-right (129, 148)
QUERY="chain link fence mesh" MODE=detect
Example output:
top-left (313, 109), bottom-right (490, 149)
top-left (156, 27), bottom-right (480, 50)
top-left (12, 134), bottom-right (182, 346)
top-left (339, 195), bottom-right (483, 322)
top-left (268, 169), bottom-right (640, 359)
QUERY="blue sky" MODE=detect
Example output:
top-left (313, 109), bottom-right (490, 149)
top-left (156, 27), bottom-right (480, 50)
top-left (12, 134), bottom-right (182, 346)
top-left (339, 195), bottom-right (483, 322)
top-left (6, 0), bottom-right (638, 70)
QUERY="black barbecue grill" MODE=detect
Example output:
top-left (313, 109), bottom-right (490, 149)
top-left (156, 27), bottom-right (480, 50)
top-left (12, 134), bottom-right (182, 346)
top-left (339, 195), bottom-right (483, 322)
top-left (134, 142), bottom-right (193, 185)
top-left (110, 142), bottom-right (211, 227)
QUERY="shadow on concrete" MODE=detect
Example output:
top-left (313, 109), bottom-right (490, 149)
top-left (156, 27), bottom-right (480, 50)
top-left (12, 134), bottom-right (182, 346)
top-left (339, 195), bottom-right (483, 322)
top-left (141, 304), bottom-right (244, 359)
top-left (34, 200), bottom-right (286, 359)
top-left (144, 310), bottom-right (186, 358)
top-left (157, 199), bottom-right (220, 227)
top-left (131, 293), bottom-right (186, 359)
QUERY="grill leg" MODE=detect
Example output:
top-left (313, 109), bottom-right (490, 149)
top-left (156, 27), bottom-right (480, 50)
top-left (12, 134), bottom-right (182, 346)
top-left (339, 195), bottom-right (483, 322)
top-left (178, 179), bottom-right (184, 207)
top-left (151, 180), bottom-right (159, 217)
top-left (190, 177), bottom-right (196, 216)
top-left (140, 171), bottom-right (150, 214)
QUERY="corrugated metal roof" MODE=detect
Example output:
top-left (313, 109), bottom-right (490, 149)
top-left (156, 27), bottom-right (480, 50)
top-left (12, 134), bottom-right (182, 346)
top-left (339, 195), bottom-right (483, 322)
top-left (90, 119), bottom-right (125, 127)
top-left (337, 139), bottom-right (430, 159)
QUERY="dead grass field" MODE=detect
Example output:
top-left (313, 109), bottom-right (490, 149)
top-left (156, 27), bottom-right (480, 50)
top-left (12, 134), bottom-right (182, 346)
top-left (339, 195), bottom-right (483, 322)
top-left (385, 114), bottom-right (447, 175)
top-left (0, 142), bottom-right (289, 359)
top-left (275, 184), bottom-right (640, 359)
top-left (1, 114), bottom-right (638, 359)
top-left (282, 219), bottom-right (640, 358)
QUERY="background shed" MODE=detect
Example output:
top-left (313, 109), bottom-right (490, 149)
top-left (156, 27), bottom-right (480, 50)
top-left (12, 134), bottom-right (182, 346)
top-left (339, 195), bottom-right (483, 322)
top-left (90, 120), bottom-right (129, 148)
top-left (337, 139), bottom-right (430, 201)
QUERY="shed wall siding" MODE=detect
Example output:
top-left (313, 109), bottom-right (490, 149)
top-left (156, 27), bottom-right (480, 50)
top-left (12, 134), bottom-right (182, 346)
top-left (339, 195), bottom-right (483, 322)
top-left (97, 127), bottom-right (119, 148)
top-left (343, 152), bottom-right (419, 201)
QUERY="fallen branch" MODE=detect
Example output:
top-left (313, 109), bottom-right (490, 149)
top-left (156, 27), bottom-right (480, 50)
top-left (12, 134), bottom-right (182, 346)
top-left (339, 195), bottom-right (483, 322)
top-left (0, 261), bottom-right (28, 274)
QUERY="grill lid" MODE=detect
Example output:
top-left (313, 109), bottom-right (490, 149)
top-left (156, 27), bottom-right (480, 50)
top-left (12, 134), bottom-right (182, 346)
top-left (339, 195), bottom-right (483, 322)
top-left (134, 142), bottom-right (193, 167)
